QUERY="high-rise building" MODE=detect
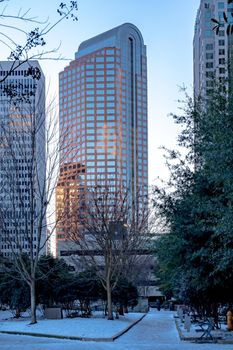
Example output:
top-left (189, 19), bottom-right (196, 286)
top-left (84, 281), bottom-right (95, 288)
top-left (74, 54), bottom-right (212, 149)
top-left (0, 61), bottom-right (46, 257)
top-left (57, 23), bottom-right (148, 247)
top-left (193, 0), bottom-right (232, 97)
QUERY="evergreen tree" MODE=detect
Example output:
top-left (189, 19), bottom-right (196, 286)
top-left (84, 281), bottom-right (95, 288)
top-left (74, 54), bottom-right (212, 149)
top-left (154, 84), bottom-right (233, 315)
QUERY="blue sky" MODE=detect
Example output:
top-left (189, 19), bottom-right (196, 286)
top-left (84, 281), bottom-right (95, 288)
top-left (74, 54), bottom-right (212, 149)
top-left (1, 0), bottom-right (201, 184)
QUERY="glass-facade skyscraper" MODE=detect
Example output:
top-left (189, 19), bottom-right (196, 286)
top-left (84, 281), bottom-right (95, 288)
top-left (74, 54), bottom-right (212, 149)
top-left (58, 23), bottom-right (148, 243)
top-left (0, 61), bottom-right (46, 257)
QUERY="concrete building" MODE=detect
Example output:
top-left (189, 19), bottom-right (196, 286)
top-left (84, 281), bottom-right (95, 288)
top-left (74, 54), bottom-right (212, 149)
top-left (193, 0), bottom-right (232, 97)
top-left (0, 61), bottom-right (46, 257)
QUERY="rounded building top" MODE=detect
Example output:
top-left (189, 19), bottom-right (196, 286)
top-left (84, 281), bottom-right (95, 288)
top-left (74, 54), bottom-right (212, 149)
top-left (76, 23), bottom-right (146, 59)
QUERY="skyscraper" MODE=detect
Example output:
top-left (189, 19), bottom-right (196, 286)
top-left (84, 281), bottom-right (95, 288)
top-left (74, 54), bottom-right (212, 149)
top-left (0, 61), bottom-right (46, 257)
top-left (57, 23), bottom-right (148, 247)
top-left (193, 0), bottom-right (231, 97)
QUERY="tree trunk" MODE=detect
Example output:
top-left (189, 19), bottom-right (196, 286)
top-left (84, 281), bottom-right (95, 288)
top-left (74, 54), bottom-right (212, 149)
top-left (119, 305), bottom-right (124, 315)
top-left (30, 279), bottom-right (37, 324)
top-left (106, 277), bottom-right (113, 320)
top-left (15, 308), bottom-right (21, 318)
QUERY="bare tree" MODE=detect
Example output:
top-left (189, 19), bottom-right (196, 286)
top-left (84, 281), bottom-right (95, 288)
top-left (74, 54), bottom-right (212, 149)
top-left (61, 182), bottom-right (152, 320)
top-left (0, 0), bottom-right (78, 82)
top-left (0, 61), bottom-right (76, 324)
top-left (0, 0), bottom-right (78, 324)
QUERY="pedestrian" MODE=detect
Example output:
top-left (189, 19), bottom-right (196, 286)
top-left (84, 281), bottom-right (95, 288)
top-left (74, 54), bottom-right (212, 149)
top-left (155, 299), bottom-right (161, 311)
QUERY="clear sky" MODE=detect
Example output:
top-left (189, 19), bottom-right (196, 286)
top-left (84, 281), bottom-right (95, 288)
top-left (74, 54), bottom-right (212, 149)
top-left (1, 0), bottom-right (201, 184)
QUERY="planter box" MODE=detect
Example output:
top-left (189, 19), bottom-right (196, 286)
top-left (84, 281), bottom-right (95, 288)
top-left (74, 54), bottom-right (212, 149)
top-left (44, 307), bottom-right (63, 319)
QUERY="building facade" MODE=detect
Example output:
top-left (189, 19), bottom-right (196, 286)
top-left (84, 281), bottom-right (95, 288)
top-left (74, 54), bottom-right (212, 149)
top-left (0, 61), bottom-right (46, 257)
top-left (193, 0), bottom-right (232, 97)
top-left (58, 23), bottom-right (148, 247)
top-left (55, 162), bottom-right (86, 254)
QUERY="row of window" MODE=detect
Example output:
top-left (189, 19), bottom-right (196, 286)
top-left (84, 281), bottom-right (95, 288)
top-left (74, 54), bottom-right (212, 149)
top-left (62, 57), bottom-right (118, 76)
top-left (85, 173), bottom-right (127, 180)
top-left (60, 76), bottom-right (116, 90)
top-left (61, 69), bottom-right (116, 84)
top-left (85, 158), bottom-right (147, 166)
top-left (0, 70), bottom-right (30, 77)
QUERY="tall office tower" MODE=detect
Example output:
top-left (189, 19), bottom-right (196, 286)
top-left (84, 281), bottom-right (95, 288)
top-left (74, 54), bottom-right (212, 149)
top-left (0, 61), bottom-right (46, 257)
top-left (58, 23), bottom-right (148, 247)
top-left (193, 0), bottom-right (232, 98)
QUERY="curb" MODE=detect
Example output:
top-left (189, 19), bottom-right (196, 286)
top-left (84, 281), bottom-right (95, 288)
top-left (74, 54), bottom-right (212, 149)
top-left (112, 313), bottom-right (147, 341)
top-left (0, 313), bottom-right (147, 342)
top-left (175, 319), bottom-right (233, 344)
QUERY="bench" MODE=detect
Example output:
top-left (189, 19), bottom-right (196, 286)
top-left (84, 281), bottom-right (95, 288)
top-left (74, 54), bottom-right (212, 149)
top-left (195, 319), bottom-right (214, 340)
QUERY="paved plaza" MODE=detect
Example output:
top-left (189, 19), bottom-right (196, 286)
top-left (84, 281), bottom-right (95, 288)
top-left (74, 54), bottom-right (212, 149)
top-left (0, 310), bottom-right (232, 350)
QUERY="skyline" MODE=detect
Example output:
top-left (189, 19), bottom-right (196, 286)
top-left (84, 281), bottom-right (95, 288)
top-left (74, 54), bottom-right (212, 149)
top-left (0, 0), bottom-right (201, 184)
top-left (1, 0), bottom-right (233, 335)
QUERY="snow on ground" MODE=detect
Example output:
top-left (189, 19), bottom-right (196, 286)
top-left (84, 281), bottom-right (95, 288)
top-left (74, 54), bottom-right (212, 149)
top-left (0, 310), bottom-right (13, 321)
top-left (0, 311), bottom-right (142, 338)
top-left (0, 309), bottom-right (43, 321)
top-left (1, 311), bottom-right (233, 350)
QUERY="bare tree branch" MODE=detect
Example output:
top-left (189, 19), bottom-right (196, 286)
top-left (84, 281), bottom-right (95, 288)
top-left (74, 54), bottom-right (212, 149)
top-left (0, 1), bottom-right (78, 83)
top-left (58, 181), bottom-right (153, 320)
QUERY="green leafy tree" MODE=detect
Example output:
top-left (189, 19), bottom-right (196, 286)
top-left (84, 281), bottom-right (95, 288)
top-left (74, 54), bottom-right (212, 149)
top-left (153, 84), bottom-right (233, 316)
top-left (112, 278), bottom-right (138, 315)
top-left (0, 255), bottom-right (30, 318)
top-left (36, 255), bottom-right (74, 308)
top-left (73, 269), bottom-right (104, 316)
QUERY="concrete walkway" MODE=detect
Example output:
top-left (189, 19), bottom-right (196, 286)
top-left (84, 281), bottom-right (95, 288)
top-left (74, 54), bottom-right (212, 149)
top-left (0, 310), bottom-right (232, 349)
top-left (117, 310), bottom-right (233, 350)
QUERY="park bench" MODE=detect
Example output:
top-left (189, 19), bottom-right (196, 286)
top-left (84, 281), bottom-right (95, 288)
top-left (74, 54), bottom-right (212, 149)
top-left (195, 318), bottom-right (214, 340)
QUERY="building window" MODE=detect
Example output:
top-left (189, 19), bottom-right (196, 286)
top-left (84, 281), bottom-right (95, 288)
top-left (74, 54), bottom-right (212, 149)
top-left (218, 2), bottom-right (224, 9)
top-left (206, 80), bottom-right (214, 87)
top-left (206, 43), bottom-right (213, 50)
top-left (96, 57), bottom-right (104, 62)
top-left (218, 40), bottom-right (225, 46)
top-left (219, 67), bottom-right (225, 74)
top-left (218, 30), bottom-right (225, 37)
top-left (218, 12), bottom-right (224, 20)
top-left (205, 30), bottom-right (212, 37)
top-left (206, 53), bottom-right (213, 59)
top-left (206, 62), bottom-right (213, 68)
top-left (106, 49), bottom-right (114, 55)
top-left (106, 57), bottom-right (114, 62)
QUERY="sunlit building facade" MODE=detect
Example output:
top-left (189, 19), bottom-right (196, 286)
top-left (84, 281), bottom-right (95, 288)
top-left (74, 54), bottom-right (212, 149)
top-left (58, 23), bottom-right (148, 247)
top-left (55, 162), bottom-right (86, 255)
